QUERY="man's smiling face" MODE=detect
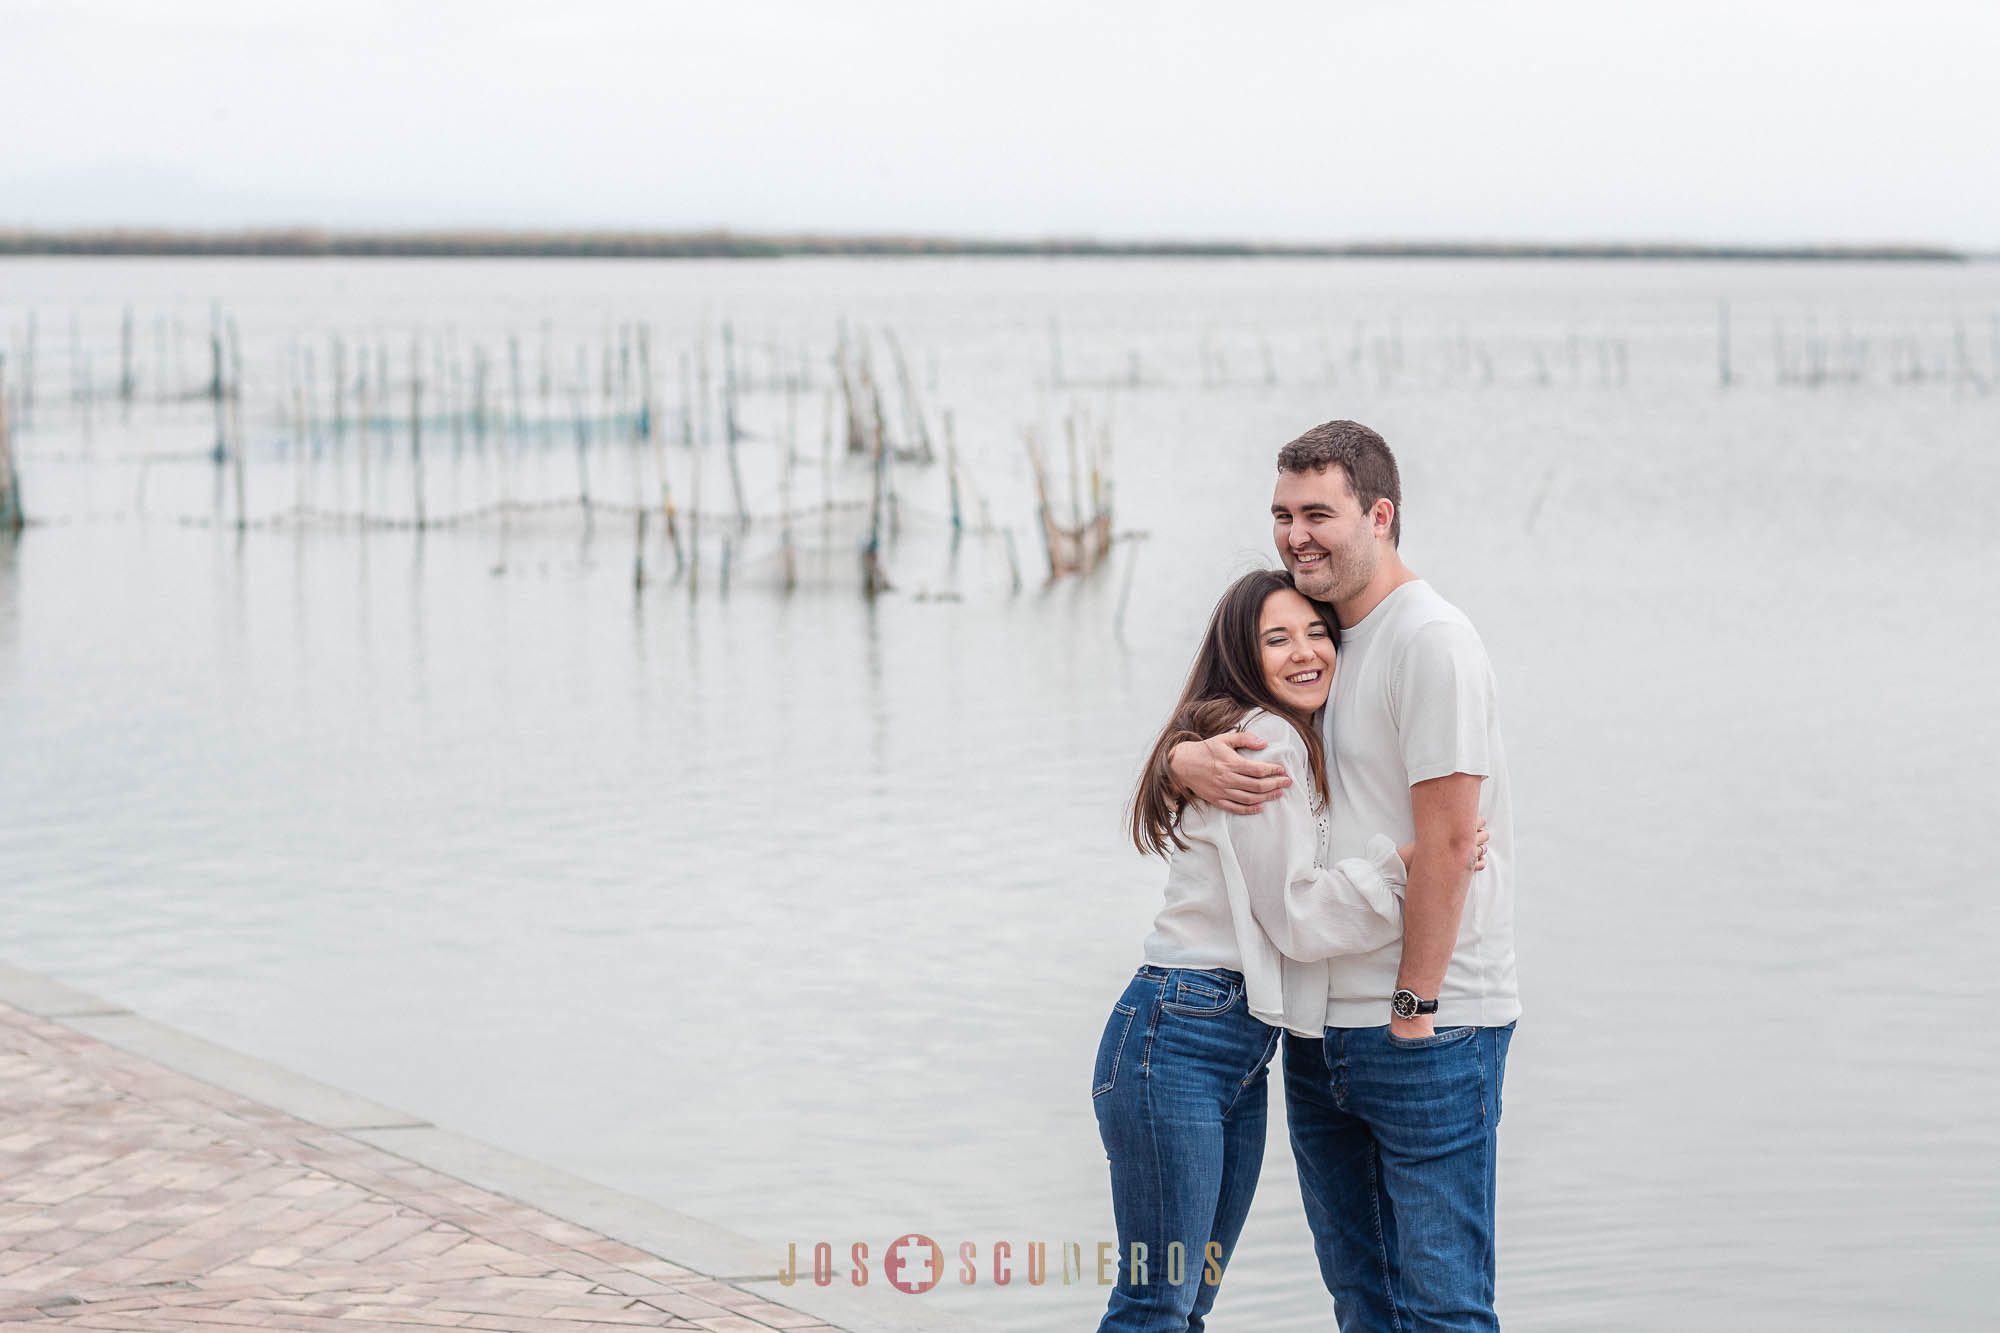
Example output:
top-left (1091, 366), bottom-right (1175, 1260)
top-left (1272, 464), bottom-right (1379, 607)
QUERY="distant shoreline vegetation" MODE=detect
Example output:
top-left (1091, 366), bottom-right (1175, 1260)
top-left (0, 229), bottom-right (1970, 262)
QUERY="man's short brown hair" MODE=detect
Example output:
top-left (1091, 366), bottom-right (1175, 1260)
top-left (1276, 420), bottom-right (1402, 546)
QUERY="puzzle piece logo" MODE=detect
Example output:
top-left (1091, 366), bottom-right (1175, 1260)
top-left (882, 1232), bottom-right (944, 1294)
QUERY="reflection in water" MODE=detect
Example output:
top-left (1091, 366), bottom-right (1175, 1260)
top-left (408, 532), bottom-right (429, 709)
top-left (859, 595), bottom-right (889, 772)
top-left (0, 535), bottom-right (17, 696)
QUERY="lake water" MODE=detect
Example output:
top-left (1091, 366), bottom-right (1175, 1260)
top-left (3, 256), bottom-right (1997, 1330)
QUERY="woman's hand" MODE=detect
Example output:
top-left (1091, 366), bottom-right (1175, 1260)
top-left (1397, 817), bottom-right (1488, 874)
top-left (1166, 732), bottom-right (1292, 815)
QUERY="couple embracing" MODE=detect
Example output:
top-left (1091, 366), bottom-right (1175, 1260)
top-left (1092, 420), bottom-right (1519, 1332)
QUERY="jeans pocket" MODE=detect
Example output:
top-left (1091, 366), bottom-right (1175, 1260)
top-left (1092, 1002), bottom-right (1139, 1098)
top-left (1385, 1024), bottom-right (1477, 1049)
top-left (1161, 970), bottom-right (1239, 1017)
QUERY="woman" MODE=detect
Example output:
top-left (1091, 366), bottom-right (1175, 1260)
top-left (1092, 568), bottom-right (1484, 1332)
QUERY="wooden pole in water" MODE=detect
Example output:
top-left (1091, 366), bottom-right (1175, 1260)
top-left (119, 307), bottom-right (135, 413)
top-left (375, 344), bottom-right (389, 440)
top-left (463, 342), bottom-right (480, 476)
top-left (633, 508), bottom-right (647, 591)
top-left (1099, 399), bottom-right (1115, 516)
top-left (0, 355), bottom-right (22, 532)
top-left (885, 329), bottom-right (932, 462)
top-left (448, 344), bottom-right (465, 455)
top-left (779, 380), bottom-right (797, 592)
top-left (409, 340), bottom-right (426, 528)
top-left (508, 335), bottom-right (525, 444)
top-left (639, 328), bottom-right (682, 574)
top-left (820, 385), bottom-right (834, 547)
top-left (722, 322), bottom-right (748, 527)
top-left (601, 339), bottom-right (616, 446)
top-left (1024, 427), bottom-right (1055, 575)
top-left (1951, 320), bottom-right (1979, 392)
top-left (837, 321), bottom-right (865, 455)
top-left (571, 346), bottom-right (592, 517)
top-left (304, 345), bottom-right (320, 450)
top-left (356, 348), bottom-right (372, 519)
top-left (1114, 536), bottom-right (1141, 639)
top-left (1065, 412), bottom-right (1083, 533)
top-left (861, 377), bottom-right (892, 597)
top-left (851, 344), bottom-right (897, 543)
top-left (684, 352), bottom-right (701, 588)
top-left (633, 327), bottom-right (652, 446)
top-left (538, 325), bottom-right (553, 446)
top-left (67, 313), bottom-right (81, 413)
top-left (502, 335), bottom-right (523, 506)
top-left (293, 358), bottom-right (308, 515)
top-left (943, 409), bottom-right (963, 535)
top-left (862, 432), bottom-right (890, 598)
top-left (624, 342), bottom-right (646, 529)
top-left (228, 331), bottom-right (247, 532)
top-left (470, 346), bottom-right (489, 451)
top-left (209, 307), bottom-right (227, 464)
top-left (79, 347), bottom-right (95, 444)
top-left (331, 338), bottom-right (348, 442)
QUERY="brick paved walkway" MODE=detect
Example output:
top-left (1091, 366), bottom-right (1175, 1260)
top-left (0, 1000), bottom-right (838, 1331)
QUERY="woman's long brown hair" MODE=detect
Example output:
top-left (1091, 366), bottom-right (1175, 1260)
top-left (1129, 569), bottom-right (1338, 857)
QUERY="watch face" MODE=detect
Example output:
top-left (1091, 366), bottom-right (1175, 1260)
top-left (1391, 990), bottom-right (1415, 1018)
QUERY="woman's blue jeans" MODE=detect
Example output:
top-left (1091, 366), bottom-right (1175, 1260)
top-left (1091, 965), bottom-right (1282, 1332)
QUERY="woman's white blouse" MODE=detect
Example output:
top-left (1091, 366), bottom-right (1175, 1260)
top-left (1141, 709), bottom-right (1407, 1037)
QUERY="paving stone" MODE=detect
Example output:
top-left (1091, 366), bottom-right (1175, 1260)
top-left (0, 1002), bottom-right (850, 1333)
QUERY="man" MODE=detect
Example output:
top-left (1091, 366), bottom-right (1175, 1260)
top-left (1168, 420), bottom-right (1519, 1331)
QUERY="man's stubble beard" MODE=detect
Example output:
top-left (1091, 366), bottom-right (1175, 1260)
top-left (1315, 538), bottom-right (1376, 608)
top-left (1285, 530), bottom-right (1374, 604)
top-left (1292, 561), bottom-right (1338, 601)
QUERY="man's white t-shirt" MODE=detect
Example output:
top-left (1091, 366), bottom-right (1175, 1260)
top-left (1318, 579), bottom-right (1521, 1028)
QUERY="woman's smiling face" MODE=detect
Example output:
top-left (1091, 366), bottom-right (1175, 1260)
top-left (1259, 588), bottom-right (1337, 713)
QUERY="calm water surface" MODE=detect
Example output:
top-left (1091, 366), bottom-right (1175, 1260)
top-left (3, 257), bottom-right (1997, 1329)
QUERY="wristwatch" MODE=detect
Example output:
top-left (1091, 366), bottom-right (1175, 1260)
top-left (1390, 989), bottom-right (1439, 1020)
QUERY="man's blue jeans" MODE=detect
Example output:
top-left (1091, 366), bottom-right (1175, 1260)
top-left (1283, 1023), bottom-right (1516, 1332)
top-left (1091, 965), bottom-right (1282, 1332)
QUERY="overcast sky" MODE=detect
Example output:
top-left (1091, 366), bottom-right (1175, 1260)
top-left (5, 0), bottom-right (1997, 245)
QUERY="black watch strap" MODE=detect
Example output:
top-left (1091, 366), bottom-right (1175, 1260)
top-left (1391, 988), bottom-right (1440, 1019)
